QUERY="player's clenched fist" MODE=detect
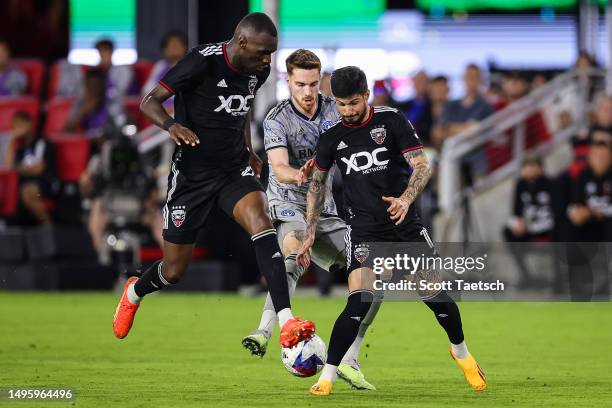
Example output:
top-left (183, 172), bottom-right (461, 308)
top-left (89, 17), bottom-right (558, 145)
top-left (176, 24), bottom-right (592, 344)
top-left (168, 123), bottom-right (200, 146)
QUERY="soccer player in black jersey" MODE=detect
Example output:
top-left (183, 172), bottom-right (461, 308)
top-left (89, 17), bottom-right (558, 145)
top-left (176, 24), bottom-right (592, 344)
top-left (297, 66), bottom-right (486, 396)
top-left (112, 13), bottom-right (315, 349)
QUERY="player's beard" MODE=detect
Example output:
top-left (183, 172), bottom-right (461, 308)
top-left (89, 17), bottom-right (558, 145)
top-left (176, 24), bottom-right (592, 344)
top-left (342, 108), bottom-right (367, 124)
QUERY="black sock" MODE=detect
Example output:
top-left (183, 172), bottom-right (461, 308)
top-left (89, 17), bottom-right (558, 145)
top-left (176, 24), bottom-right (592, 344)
top-left (134, 260), bottom-right (173, 297)
top-left (326, 290), bottom-right (374, 366)
top-left (423, 291), bottom-right (464, 344)
top-left (252, 229), bottom-right (291, 312)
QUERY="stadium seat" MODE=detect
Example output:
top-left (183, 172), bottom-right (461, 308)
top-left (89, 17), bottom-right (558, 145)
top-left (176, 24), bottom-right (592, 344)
top-left (132, 60), bottom-right (154, 92)
top-left (44, 97), bottom-right (75, 134)
top-left (50, 136), bottom-right (90, 182)
top-left (0, 170), bottom-right (19, 217)
top-left (0, 97), bottom-right (40, 131)
top-left (14, 59), bottom-right (45, 97)
top-left (123, 96), bottom-right (153, 130)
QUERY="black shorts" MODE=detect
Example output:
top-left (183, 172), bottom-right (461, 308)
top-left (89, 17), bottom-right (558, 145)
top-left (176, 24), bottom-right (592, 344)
top-left (162, 162), bottom-right (264, 244)
top-left (345, 221), bottom-right (436, 276)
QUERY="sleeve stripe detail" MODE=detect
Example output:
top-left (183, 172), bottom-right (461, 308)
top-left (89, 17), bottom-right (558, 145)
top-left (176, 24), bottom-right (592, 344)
top-left (401, 145), bottom-right (423, 153)
top-left (314, 161), bottom-right (329, 171)
top-left (158, 80), bottom-right (175, 94)
top-left (264, 145), bottom-right (287, 152)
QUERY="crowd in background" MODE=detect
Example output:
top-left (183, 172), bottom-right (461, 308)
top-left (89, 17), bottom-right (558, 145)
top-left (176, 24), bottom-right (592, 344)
top-left (0, 34), bottom-right (610, 284)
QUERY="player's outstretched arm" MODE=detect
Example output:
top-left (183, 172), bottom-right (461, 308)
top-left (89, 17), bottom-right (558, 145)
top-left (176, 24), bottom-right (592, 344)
top-left (267, 148), bottom-right (310, 185)
top-left (141, 85), bottom-right (200, 146)
top-left (382, 148), bottom-right (432, 225)
top-left (297, 168), bottom-right (328, 268)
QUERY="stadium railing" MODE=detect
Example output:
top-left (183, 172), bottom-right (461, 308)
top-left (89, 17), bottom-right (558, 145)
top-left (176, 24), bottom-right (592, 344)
top-left (437, 68), bottom-right (606, 241)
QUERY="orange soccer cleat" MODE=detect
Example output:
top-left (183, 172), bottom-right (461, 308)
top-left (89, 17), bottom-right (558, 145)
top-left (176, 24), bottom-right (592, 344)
top-left (450, 347), bottom-right (487, 391)
top-left (113, 277), bottom-right (140, 339)
top-left (279, 317), bottom-right (316, 348)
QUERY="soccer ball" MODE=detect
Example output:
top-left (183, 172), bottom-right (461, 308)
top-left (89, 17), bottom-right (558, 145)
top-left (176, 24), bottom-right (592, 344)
top-left (281, 334), bottom-right (327, 377)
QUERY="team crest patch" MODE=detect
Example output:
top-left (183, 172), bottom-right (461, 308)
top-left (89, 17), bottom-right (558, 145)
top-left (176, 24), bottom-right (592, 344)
top-left (171, 206), bottom-right (186, 228)
top-left (321, 120), bottom-right (334, 132)
top-left (354, 244), bottom-right (370, 263)
top-left (370, 126), bottom-right (387, 145)
top-left (280, 209), bottom-right (296, 217)
top-left (248, 76), bottom-right (258, 95)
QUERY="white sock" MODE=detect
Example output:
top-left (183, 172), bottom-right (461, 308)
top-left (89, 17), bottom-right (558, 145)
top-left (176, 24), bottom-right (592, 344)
top-left (277, 308), bottom-right (294, 327)
top-left (319, 364), bottom-right (338, 383)
top-left (257, 310), bottom-right (277, 338)
top-left (341, 335), bottom-right (364, 364)
top-left (126, 283), bottom-right (141, 305)
top-left (451, 341), bottom-right (469, 359)
top-left (258, 272), bottom-right (298, 337)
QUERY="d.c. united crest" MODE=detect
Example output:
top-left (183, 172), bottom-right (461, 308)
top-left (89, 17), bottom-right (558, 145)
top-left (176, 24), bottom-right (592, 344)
top-left (354, 244), bottom-right (370, 263)
top-left (370, 126), bottom-right (386, 145)
top-left (171, 206), bottom-right (186, 228)
top-left (248, 76), bottom-right (258, 95)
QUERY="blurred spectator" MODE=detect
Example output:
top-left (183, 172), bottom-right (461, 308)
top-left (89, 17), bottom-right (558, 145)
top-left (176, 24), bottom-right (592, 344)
top-left (64, 68), bottom-right (123, 138)
top-left (486, 71), bottom-right (551, 171)
top-left (372, 79), bottom-right (392, 106)
top-left (95, 38), bottom-right (135, 97)
top-left (568, 141), bottom-right (612, 241)
top-left (320, 72), bottom-right (332, 97)
top-left (79, 137), bottom-right (163, 262)
top-left (4, 111), bottom-right (57, 225)
top-left (504, 158), bottom-right (556, 288)
top-left (142, 31), bottom-right (188, 99)
top-left (569, 94), bottom-right (612, 179)
top-left (429, 75), bottom-right (449, 132)
top-left (575, 50), bottom-right (597, 70)
top-left (0, 39), bottom-right (27, 96)
top-left (531, 73), bottom-right (547, 90)
top-left (432, 64), bottom-right (493, 149)
top-left (505, 158), bottom-right (555, 242)
top-left (396, 71), bottom-right (433, 146)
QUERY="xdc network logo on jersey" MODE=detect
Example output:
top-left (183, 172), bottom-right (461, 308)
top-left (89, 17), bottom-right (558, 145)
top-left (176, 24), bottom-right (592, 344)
top-left (341, 147), bottom-right (389, 175)
top-left (215, 95), bottom-right (254, 116)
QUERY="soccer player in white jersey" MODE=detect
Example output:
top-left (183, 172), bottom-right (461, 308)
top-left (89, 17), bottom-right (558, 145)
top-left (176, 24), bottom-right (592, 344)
top-left (241, 49), bottom-right (380, 390)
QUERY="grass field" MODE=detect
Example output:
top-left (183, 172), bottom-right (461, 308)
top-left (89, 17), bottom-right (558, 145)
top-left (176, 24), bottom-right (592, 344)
top-left (0, 292), bottom-right (611, 407)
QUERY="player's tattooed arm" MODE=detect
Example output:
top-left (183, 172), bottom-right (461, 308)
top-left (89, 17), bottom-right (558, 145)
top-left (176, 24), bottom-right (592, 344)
top-left (141, 85), bottom-right (200, 146)
top-left (297, 168), bottom-right (329, 268)
top-left (401, 148), bottom-right (431, 206)
top-left (382, 148), bottom-right (431, 225)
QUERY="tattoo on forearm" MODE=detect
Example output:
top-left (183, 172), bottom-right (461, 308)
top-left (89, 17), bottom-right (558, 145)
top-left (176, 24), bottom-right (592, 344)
top-left (401, 149), bottom-right (431, 205)
top-left (305, 169), bottom-right (328, 237)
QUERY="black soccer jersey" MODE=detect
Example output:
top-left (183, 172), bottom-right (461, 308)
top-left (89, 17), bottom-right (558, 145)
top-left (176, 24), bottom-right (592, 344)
top-left (314, 106), bottom-right (423, 228)
top-left (513, 177), bottom-right (555, 236)
top-left (572, 167), bottom-right (612, 240)
top-left (159, 42), bottom-right (270, 173)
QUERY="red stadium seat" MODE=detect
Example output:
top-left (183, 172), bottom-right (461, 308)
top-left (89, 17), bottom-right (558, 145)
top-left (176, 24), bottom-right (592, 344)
top-left (50, 136), bottom-right (90, 182)
top-left (132, 60), bottom-right (154, 92)
top-left (14, 59), bottom-right (45, 97)
top-left (124, 96), bottom-right (153, 130)
top-left (0, 170), bottom-right (19, 217)
top-left (44, 97), bottom-right (75, 134)
top-left (0, 97), bottom-right (40, 131)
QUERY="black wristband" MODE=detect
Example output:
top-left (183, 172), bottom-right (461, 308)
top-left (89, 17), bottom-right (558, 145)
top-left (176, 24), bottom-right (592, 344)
top-left (162, 118), bottom-right (176, 131)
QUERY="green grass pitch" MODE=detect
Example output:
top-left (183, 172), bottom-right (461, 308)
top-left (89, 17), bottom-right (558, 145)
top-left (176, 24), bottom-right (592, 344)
top-left (0, 292), bottom-right (611, 407)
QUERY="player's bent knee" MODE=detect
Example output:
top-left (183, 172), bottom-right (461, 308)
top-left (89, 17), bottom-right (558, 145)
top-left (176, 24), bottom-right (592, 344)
top-left (282, 231), bottom-right (303, 256)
